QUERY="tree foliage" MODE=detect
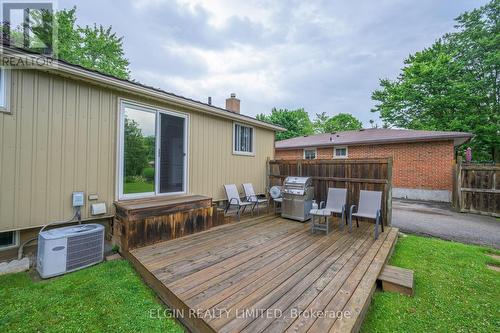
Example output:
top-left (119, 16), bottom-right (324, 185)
top-left (371, 0), bottom-right (500, 161)
top-left (258, 108), bottom-right (363, 139)
top-left (313, 112), bottom-right (329, 133)
top-left (323, 113), bottom-right (363, 133)
top-left (124, 118), bottom-right (149, 177)
top-left (17, 7), bottom-right (130, 79)
top-left (257, 107), bottom-right (314, 141)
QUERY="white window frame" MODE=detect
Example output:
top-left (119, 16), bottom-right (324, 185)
top-left (0, 230), bottom-right (19, 251)
top-left (232, 122), bottom-right (255, 156)
top-left (333, 146), bottom-right (348, 159)
top-left (117, 99), bottom-right (189, 200)
top-left (303, 148), bottom-right (317, 160)
top-left (0, 68), bottom-right (11, 113)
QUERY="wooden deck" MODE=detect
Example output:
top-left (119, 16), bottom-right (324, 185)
top-left (125, 214), bottom-right (398, 333)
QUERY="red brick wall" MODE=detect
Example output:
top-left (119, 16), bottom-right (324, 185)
top-left (275, 148), bottom-right (303, 160)
top-left (274, 141), bottom-right (455, 190)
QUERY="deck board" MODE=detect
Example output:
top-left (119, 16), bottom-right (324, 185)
top-left (156, 221), bottom-right (305, 283)
top-left (127, 215), bottom-right (398, 333)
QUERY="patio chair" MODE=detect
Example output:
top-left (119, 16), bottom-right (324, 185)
top-left (309, 188), bottom-right (347, 235)
top-left (349, 190), bottom-right (384, 239)
top-left (224, 184), bottom-right (255, 221)
top-left (242, 183), bottom-right (269, 215)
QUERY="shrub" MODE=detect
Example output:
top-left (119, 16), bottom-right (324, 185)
top-left (142, 167), bottom-right (155, 181)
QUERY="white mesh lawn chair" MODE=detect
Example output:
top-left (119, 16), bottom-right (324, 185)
top-left (309, 188), bottom-right (347, 235)
top-left (242, 183), bottom-right (268, 215)
top-left (224, 184), bottom-right (254, 221)
top-left (349, 190), bottom-right (384, 239)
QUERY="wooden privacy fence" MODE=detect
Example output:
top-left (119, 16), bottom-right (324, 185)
top-left (454, 158), bottom-right (499, 217)
top-left (267, 158), bottom-right (393, 226)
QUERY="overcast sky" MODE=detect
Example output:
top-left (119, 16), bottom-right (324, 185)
top-left (59, 0), bottom-right (488, 126)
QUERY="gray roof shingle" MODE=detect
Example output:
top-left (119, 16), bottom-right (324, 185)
top-left (275, 128), bottom-right (473, 149)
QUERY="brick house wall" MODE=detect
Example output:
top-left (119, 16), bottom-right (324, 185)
top-left (274, 140), bottom-right (455, 191)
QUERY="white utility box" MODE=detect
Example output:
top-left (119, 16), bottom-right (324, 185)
top-left (91, 202), bottom-right (107, 215)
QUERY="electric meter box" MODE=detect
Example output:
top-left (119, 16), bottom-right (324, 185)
top-left (72, 192), bottom-right (85, 207)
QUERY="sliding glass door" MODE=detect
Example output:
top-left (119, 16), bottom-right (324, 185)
top-left (119, 101), bottom-right (187, 199)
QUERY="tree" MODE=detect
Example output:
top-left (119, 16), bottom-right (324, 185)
top-left (313, 112), bottom-right (329, 133)
top-left (124, 118), bottom-right (149, 177)
top-left (69, 23), bottom-right (130, 79)
top-left (371, 0), bottom-right (499, 161)
top-left (143, 136), bottom-right (156, 163)
top-left (17, 7), bottom-right (130, 79)
top-left (323, 113), bottom-right (363, 133)
top-left (257, 107), bottom-right (313, 141)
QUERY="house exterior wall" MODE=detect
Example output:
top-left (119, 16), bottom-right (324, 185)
top-left (275, 141), bottom-right (456, 200)
top-left (0, 69), bottom-right (274, 232)
top-left (274, 148), bottom-right (303, 160)
top-left (348, 141), bottom-right (455, 191)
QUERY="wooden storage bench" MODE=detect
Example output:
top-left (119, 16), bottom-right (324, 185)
top-left (113, 195), bottom-right (226, 251)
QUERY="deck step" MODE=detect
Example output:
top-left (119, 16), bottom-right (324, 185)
top-left (378, 264), bottom-right (414, 296)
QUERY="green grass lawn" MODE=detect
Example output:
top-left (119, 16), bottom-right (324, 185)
top-left (0, 260), bottom-right (184, 333)
top-left (362, 235), bottom-right (500, 333)
top-left (1, 236), bottom-right (498, 332)
top-left (124, 181), bottom-right (154, 194)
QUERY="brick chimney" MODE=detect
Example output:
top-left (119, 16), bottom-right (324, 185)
top-left (225, 93), bottom-right (240, 113)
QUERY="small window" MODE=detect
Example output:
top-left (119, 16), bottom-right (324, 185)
top-left (334, 146), bottom-right (348, 158)
top-left (304, 149), bottom-right (316, 160)
top-left (0, 68), bottom-right (9, 112)
top-left (0, 231), bottom-right (18, 250)
top-left (233, 123), bottom-right (254, 155)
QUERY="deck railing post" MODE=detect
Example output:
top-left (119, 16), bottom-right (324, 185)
top-left (456, 156), bottom-right (463, 212)
top-left (386, 157), bottom-right (393, 227)
top-left (266, 157), bottom-right (270, 191)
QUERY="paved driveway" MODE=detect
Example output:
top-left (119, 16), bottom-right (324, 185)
top-left (392, 199), bottom-right (499, 249)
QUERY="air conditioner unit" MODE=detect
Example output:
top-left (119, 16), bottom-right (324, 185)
top-left (37, 224), bottom-right (104, 279)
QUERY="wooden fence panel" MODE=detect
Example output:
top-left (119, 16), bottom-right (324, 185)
top-left (455, 159), bottom-right (500, 217)
top-left (268, 158), bottom-right (392, 226)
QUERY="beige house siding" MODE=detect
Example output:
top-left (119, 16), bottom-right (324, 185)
top-left (189, 114), bottom-right (275, 201)
top-left (0, 69), bottom-right (275, 232)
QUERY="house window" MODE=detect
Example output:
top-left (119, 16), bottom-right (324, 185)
top-left (334, 146), bottom-right (348, 158)
top-left (304, 149), bottom-right (316, 160)
top-left (0, 231), bottom-right (18, 250)
top-left (0, 68), bottom-right (9, 112)
top-left (119, 101), bottom-right (188, 199)
top-left (233, 123), bottom-right (254, 155)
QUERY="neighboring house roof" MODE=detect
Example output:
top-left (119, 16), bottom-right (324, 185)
top-left (275, 128), bottom-right (473, 149)
top-left (2, 46), bottom-right (285, 132)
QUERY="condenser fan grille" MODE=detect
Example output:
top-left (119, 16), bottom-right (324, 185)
top-left (66, 230), bottom-right (104, 271)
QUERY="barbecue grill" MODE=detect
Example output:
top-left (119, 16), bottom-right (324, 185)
top-left (281, 176), bottom-right (314, 221)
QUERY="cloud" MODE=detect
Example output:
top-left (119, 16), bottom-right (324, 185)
top-left (59, 0), bottom-right (490, 125)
